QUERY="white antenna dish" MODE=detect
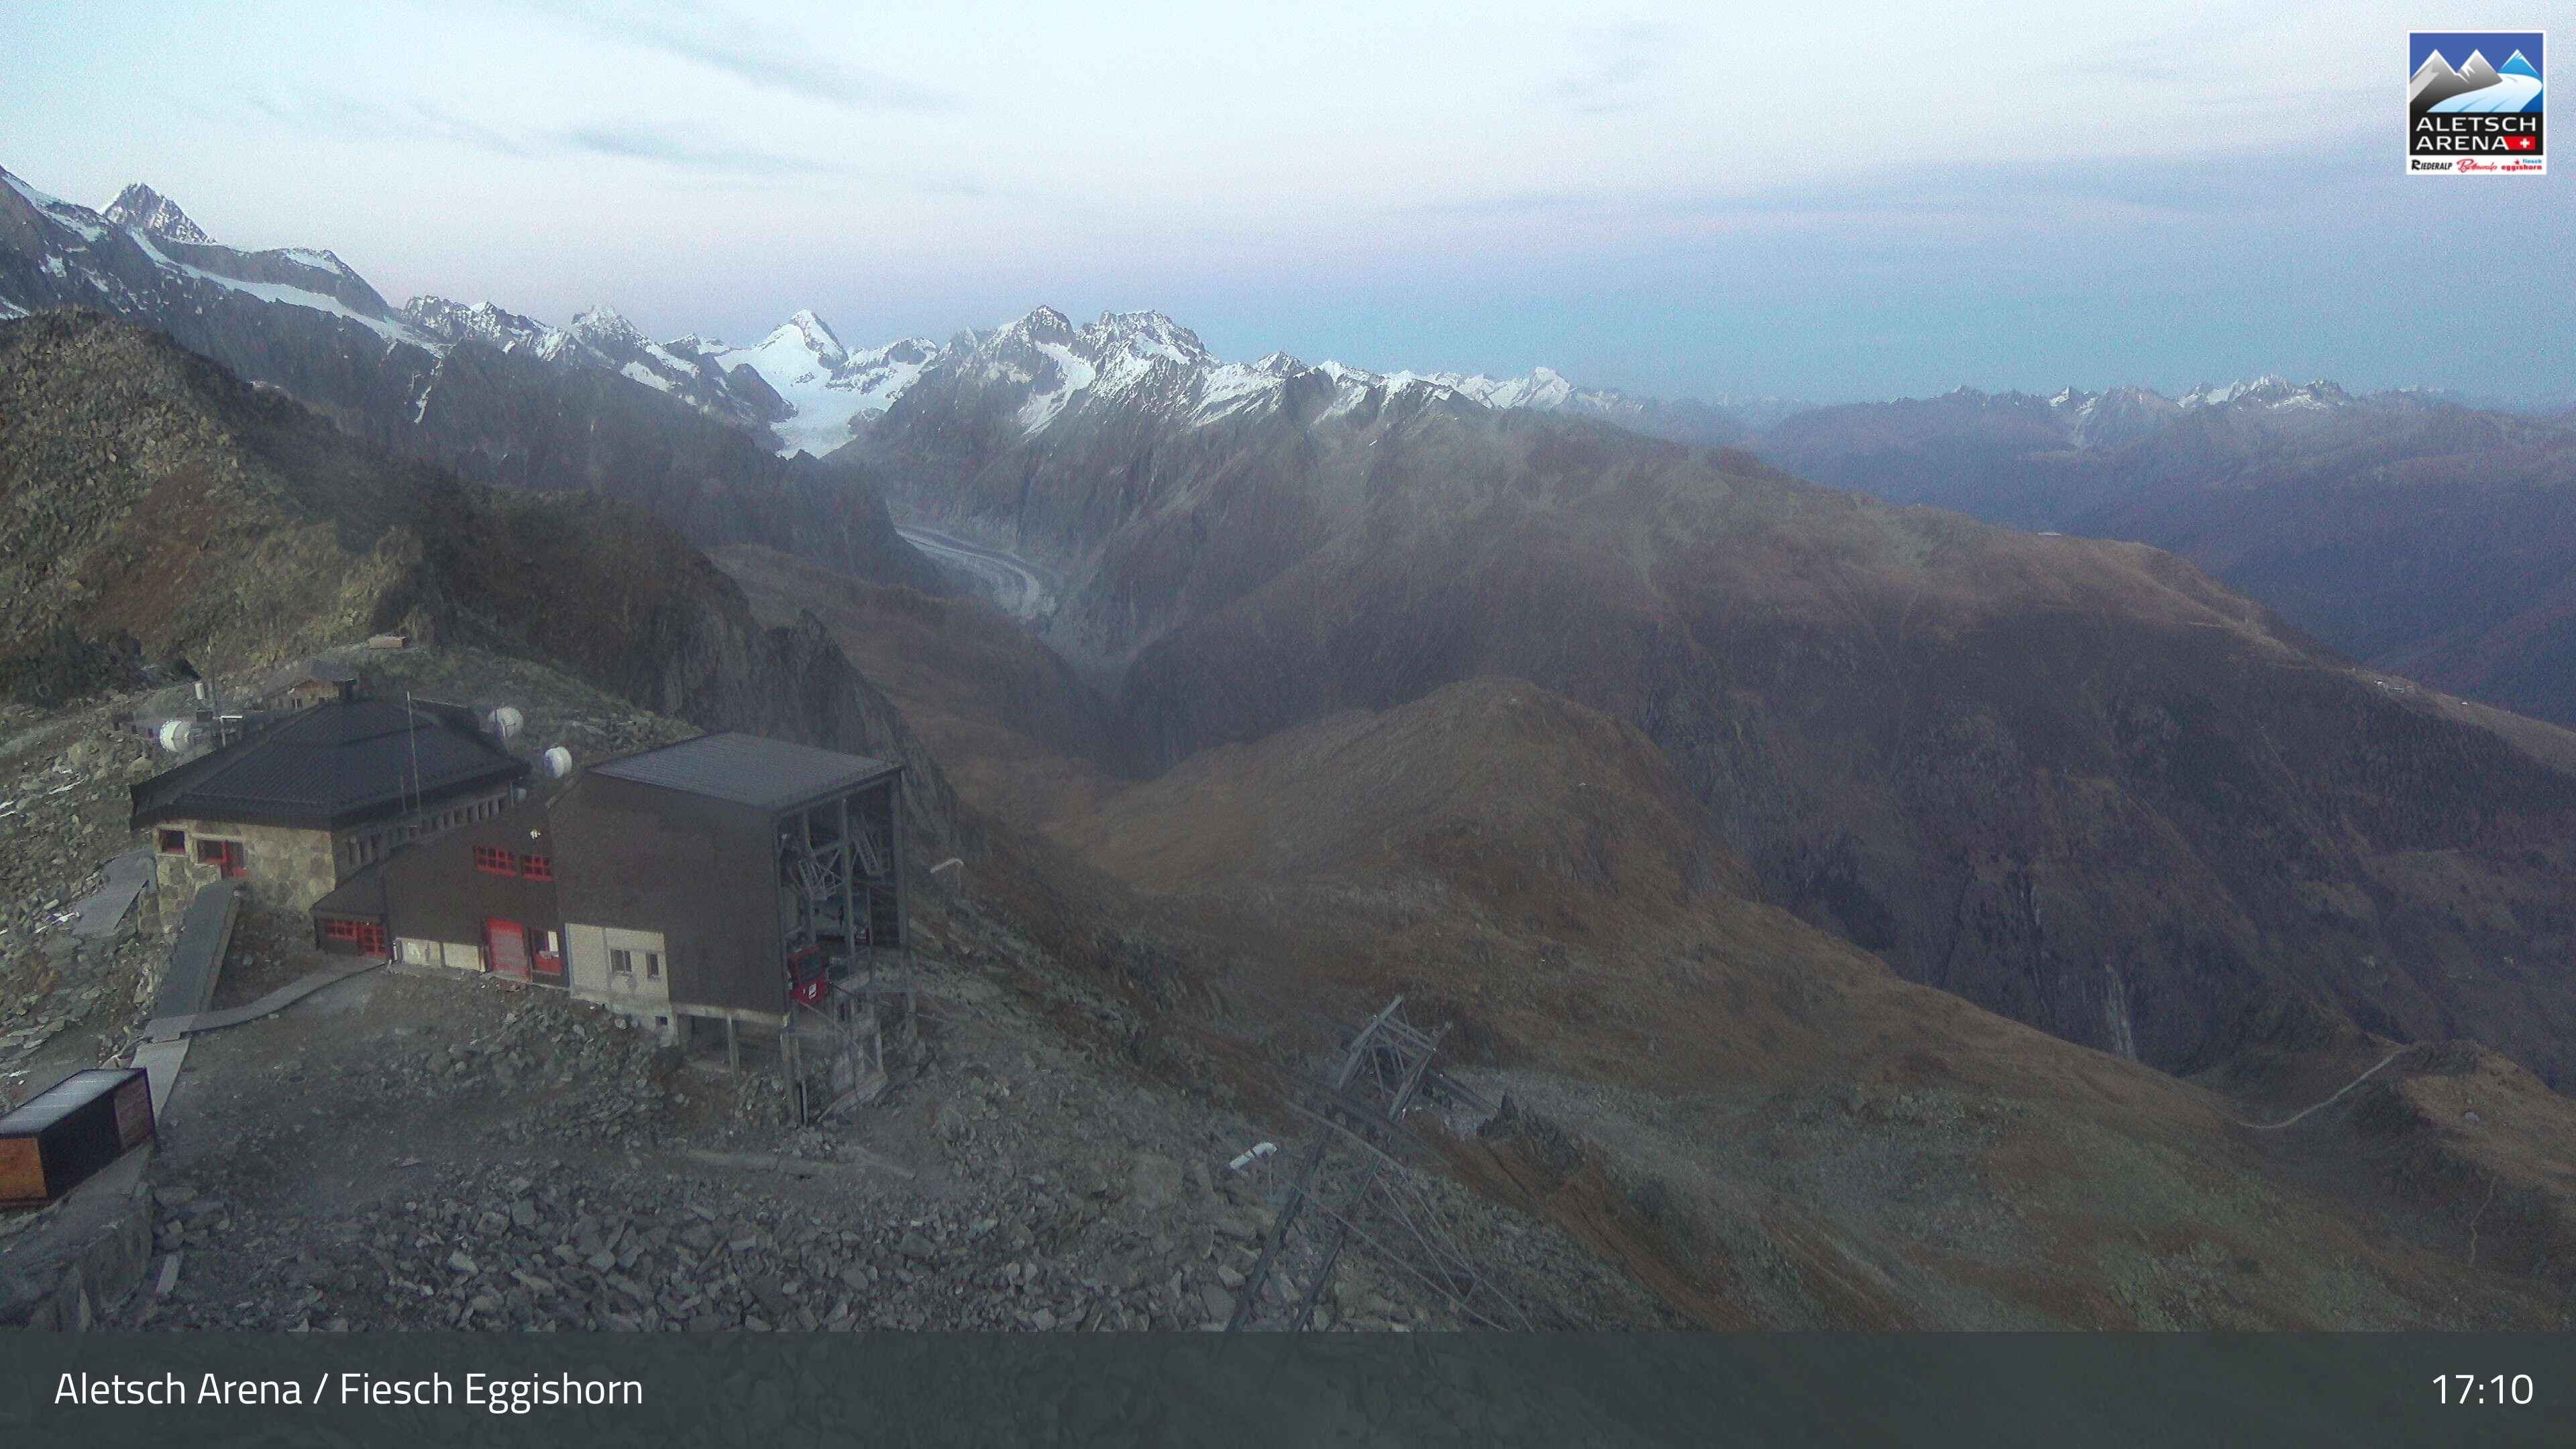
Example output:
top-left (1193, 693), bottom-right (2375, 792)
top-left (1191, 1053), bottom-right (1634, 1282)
top-left (156, 719), bottom-right (197, 753)
top-left (541, 745), bottom-right (574, 780)
top-left (486, 706), bottom-right (525, 743)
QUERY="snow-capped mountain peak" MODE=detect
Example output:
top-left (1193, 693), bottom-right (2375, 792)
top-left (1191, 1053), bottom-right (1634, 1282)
top-left (994, 305), bottom-right (1077, 347)
top-left (2178, 376), bottom-right (2353, 412)
top-left (398, 296), bottom-right (559, 353)
top-left (773, 309), bottom-right (847, 366)
top-left (102, 183), bottom-right (210, 244)
top-left (568, 305), bottom-right (645, 350)
top-left (684, 310), bottom-right (940, 456)
top-left (1091, 309), bottom-right (1208, 361)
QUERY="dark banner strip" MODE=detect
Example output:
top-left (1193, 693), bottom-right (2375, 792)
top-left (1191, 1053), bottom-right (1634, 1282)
top-left (3, 1332), bottom-right (2572, 1447)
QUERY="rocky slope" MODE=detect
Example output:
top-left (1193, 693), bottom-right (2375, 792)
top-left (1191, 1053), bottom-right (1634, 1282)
top-left (1040, 676), bottom-right (2575, 1327)
top-left (0, 309), bottom-right (957, 843)
top-left (711, 545), bottom-right (1127, 830)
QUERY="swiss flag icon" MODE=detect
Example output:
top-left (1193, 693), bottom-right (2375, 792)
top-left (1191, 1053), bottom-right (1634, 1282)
top-left (2505, 136), bottom-right (2537, 151)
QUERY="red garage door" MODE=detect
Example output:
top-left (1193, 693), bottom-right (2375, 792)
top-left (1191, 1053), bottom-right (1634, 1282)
top-left (485, 918), bottom-right (530, 980)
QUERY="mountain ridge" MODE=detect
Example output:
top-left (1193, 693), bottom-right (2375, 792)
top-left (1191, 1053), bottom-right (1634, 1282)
top-left (0, 164), bottom-right (949, 599)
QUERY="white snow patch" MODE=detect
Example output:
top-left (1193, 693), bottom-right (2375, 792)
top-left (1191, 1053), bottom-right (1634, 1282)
top-left (275, 248), bottom-right (356, 278)
top-left (3, 170), bottom-right (107, 241)
top-left (1192, 362), bottom-right (1284, 423)
top-left (700, 316), bottom-right (938, 457)
top-left (117, 229), bottom-right (434, 349)
top-left (1016, 342), bottom-right (1099, 434)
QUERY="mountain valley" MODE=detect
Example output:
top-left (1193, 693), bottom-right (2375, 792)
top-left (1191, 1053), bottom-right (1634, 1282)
top-left (5, 158), bottom-right (2576, 1334)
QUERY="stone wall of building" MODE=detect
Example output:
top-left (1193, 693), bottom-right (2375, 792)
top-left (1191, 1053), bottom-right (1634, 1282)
top-left (147, 786), bottom-right (519, 932)
top-left (149, 819), bottom-right (337, 922)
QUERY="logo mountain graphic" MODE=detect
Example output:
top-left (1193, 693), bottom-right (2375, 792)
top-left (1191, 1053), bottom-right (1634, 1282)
top-left (2412, 46), bottom-right (2544, 115)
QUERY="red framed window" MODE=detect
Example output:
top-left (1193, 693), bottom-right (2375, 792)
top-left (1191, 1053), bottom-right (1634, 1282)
top-left (195, 838), bottom-right (245, 879)
top-left (157, 828), bottom-right (188, 855)
top-left (519, 854), bottom-right (552, 881)
top-left (474, 845), bottom-right (517, 876)
top-left (321, 918), bottom-right (387, 954)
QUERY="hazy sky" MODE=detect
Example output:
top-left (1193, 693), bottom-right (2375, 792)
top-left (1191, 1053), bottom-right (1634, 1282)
top-left (4, 1), bottom-right (2569, 404)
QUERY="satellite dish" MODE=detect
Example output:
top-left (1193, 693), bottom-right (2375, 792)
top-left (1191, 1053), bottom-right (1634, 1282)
top-left (541, 746), bottom-right (574, 780)
top-left (156, 719), bottom-right (197, 753)
top-left (486, 706), bottom-right (525, 743)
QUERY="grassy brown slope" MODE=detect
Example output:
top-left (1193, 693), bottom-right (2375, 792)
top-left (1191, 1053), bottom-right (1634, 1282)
top-left (1053, 676), bottom-right (2566, 1328)
top-left (1115, 421), bottom-right (2576, 1085)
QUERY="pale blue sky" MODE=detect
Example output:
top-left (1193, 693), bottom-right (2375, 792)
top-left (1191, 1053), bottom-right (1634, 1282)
top-left (3, 0), bottom-right (2567, 404)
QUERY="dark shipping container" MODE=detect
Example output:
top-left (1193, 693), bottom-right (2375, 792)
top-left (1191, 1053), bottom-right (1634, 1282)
top-left (0, 1068), bottom-right (155, 1207)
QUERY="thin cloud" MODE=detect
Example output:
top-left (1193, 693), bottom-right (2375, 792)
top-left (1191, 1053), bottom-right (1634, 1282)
top-left (247, 92), bottom-right (843, 178)
top-left (564, 124), bottom-right (841, 177)
top-left (248, 94), bottom-right (539, 159)
top-left (524, 1), bottom-right (956, 111)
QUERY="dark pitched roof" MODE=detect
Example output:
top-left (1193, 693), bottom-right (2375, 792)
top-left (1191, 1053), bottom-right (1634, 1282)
top-left (131, 699), bottom-right (527, 831)
top-left (311, 861), bottom-right (384, 919)
top-left (588, 732), bottom-right (900, 812)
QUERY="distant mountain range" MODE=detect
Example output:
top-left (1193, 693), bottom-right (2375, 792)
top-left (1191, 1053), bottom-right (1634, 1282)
top-left (0, 167), bottom-right (1808, 466)
top-left (1750, 380), bottom-right (2576, 725)
top-left (0, 167), bottom-right (946, 597)
top-left (16, 156), bottom-right (2576, 726)
top-left (12, 160), bottom-right (2576, 1099)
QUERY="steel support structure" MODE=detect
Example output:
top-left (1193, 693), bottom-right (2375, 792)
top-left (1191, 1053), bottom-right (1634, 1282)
top-left (1227, 997), bottom-right (1526, 1332)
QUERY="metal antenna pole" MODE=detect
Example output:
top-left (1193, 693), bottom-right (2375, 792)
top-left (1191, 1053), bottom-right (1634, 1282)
top-left (405, 690), bottom-right (423, 828)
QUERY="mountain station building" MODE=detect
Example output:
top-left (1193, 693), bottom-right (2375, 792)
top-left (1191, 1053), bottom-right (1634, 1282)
top-left (309, 732), bottom-right (908, 1104)
top-left (129, 697), bottom-right (531, 931)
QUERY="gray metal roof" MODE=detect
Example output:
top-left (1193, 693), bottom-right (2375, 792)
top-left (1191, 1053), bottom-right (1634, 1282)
top-left (588, 732), bottom-right (900, 812)
top-left (130, 699), bottom-right (527, 830)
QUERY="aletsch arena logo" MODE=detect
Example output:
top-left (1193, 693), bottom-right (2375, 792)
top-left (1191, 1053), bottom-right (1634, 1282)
top-left (2409, 30), bottom-right (2545, 174)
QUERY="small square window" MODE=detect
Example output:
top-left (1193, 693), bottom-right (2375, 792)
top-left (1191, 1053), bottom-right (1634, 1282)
top-left (474, 845), bottom-right (517, 875)
top-left (157, 828), bottom-right (187, 855)
top-left (520, 854), bottom-right (552, 881)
